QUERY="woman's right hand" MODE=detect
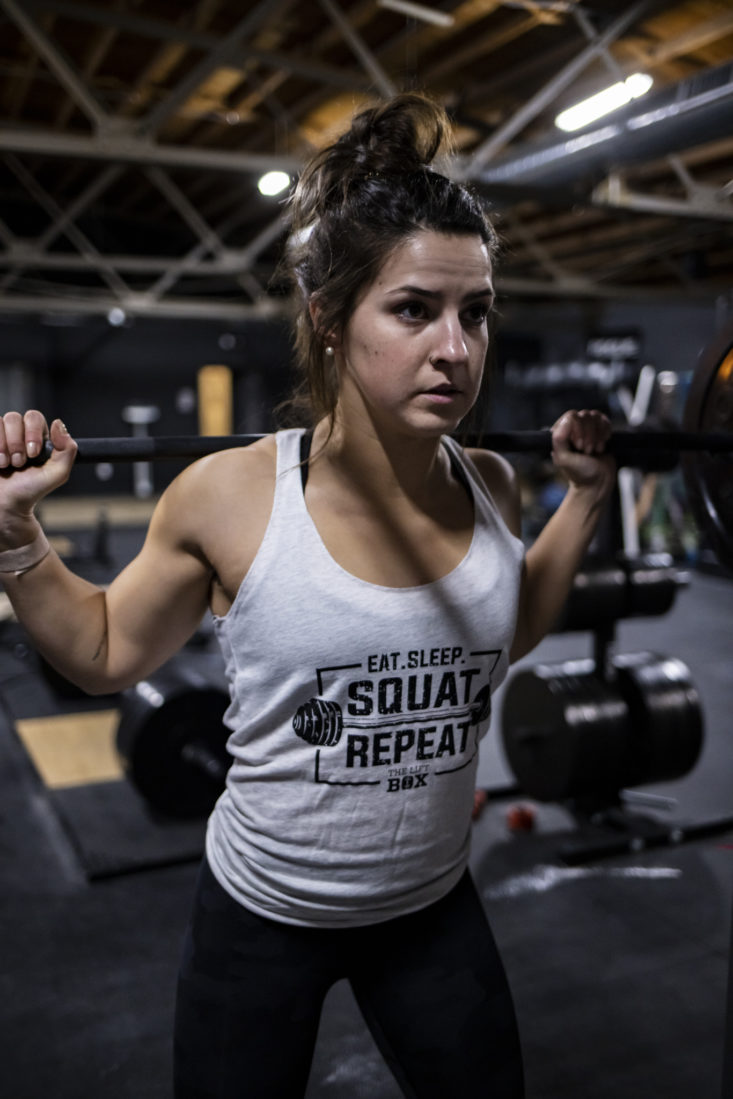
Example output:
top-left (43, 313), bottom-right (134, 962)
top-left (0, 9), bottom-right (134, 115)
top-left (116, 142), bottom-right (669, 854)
top-left (0, 412), bottom-right (77, 527)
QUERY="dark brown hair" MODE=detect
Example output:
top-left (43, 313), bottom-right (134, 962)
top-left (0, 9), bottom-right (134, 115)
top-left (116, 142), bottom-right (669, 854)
top-left (277, 93), bottom-right (497, 429)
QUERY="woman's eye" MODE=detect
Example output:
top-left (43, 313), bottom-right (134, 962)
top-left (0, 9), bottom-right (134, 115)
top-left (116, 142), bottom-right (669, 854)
top-left (395, 300), bottom-right (428, 321)
top-left (463, 304), bottom-right (489, 326)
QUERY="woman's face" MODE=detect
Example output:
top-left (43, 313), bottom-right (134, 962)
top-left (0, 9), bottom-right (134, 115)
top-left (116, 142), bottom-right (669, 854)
top-left (334, 229), bottom-right (494, 439)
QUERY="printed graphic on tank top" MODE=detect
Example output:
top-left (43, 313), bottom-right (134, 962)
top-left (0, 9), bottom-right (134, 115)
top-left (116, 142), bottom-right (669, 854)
top-left (294, 640), bottom-right (499, 784)
top-left (207, 428), bottom-right (525, 928)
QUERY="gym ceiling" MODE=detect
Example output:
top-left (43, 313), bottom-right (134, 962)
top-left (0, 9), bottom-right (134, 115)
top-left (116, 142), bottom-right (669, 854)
top-left (0, 0), bottom-right (731, 323)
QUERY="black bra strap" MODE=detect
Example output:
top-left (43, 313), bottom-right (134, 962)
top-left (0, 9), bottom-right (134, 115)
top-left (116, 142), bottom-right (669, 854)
top-left (300, 430), bottom-right (313, 490)
top-left (447, 444), bottom-right (472, 498)
top-left (299, 430), bottom-right (470, 498)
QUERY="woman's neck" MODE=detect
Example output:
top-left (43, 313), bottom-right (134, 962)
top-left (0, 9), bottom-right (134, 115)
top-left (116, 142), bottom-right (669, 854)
top-left (311, 413), bottom-right (448, 505)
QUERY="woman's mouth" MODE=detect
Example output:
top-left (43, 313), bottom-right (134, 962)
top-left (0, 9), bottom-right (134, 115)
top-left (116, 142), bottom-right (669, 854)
top-left (423, 383), bottom-right (460, 403)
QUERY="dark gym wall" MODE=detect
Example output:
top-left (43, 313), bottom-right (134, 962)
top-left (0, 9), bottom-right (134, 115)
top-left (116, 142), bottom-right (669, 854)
top-left (492, 297), bottom-right (723, 434)
top-left (0, 312), bottom-right (294, 495)
top-left (499, 297), bottom-right (721, 377)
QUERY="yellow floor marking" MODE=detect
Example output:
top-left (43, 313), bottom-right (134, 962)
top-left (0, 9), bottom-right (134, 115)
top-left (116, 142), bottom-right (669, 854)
top-left (15, 709), bottom-right (124, 788)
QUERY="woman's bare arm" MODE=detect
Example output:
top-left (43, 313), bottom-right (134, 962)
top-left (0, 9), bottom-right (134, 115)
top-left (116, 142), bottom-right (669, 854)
top-left (469, 410), bottom-right (616, 663)
top-left (0, 413), bottom-right (274, 694)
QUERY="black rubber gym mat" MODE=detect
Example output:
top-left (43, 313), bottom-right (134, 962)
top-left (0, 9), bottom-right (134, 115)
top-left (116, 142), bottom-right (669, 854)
top-left (1, 623), bottom-right (207, 880)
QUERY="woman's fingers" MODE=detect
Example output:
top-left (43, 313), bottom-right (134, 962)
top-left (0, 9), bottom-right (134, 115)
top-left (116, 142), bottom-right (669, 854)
top-left (552, 409), bottom-right (612, 455)
top-left (0, 410), bottom-right (49, 468)
top-left (0, 413), bottom-right (77, 512)
top-left (551, 409), bottom-right (616, 491)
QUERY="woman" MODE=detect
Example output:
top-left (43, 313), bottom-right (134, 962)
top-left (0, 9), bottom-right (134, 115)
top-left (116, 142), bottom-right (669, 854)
top-left (0, 95), bottom-right (615, 1098)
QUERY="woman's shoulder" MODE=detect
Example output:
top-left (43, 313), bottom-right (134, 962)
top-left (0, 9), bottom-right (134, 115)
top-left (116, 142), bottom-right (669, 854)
top-left (145, 434), bottom-right (282, 605)
top-left (174, 433), bottom-right (278, 494)
top-left (463, 445), bottom-right (522, 537)
top-left (153, 434), bottom-right (279, 540)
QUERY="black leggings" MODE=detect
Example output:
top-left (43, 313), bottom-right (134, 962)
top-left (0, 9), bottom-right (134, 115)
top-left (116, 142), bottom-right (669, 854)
top-left (174, 858), bottom-right (524, 1098)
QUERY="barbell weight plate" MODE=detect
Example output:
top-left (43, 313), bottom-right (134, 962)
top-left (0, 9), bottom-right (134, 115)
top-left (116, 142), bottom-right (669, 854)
top-left (682, 322), bottom-right (733, 571)
top-left (554, 561), bottom-right (627, 632)
top-left (500, 659), bottom-right (631, 802)
top-left (554, 554), bottom-right (684, 633)
top-left (292, 697), bottom-right (343, 746)
top-left (624, 554), bottom-right (685, 618)
top-left (612, 652), bottom-right (704, 787)
top-left (501, 653), bottom-right (704, 804)
top-left (116, 661), bottom-right (231, 819)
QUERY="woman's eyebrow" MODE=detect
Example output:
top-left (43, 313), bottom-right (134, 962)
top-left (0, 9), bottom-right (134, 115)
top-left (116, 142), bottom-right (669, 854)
top-left (465, 287), bottom-right (495, 304)
top-left (389, 284), bottom-right (494, 301)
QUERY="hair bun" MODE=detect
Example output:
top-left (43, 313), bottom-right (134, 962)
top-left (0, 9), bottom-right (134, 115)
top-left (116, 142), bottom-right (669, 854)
top-left (291, 93), bottom-right (451, 225)
top-left (342, 93), bottom-right (449, 177)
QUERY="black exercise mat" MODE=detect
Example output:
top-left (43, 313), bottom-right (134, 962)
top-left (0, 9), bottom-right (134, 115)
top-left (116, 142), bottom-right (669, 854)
top-left (47, 779), bottom-right (206, 881)
top-left (1, 626), bottom-right (207, 880)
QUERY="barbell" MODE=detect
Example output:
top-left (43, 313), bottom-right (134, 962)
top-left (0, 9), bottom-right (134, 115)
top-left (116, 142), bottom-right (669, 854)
top-left (26, 321), bottom-right (733, 569)
top-left (36, 426), bottom-right (733, 466)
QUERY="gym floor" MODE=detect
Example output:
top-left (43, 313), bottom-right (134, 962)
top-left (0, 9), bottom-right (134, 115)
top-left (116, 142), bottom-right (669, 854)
top-left (1, 514), bottom-right (731, 1099)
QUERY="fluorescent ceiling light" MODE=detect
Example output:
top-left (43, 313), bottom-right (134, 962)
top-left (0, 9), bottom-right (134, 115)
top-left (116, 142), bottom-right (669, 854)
top-left (555, 73), bottom-right (653, 132)
top-left (377, 0), bottom-right (454, 28)
top-left (257, 170), bottom-right (291, 196)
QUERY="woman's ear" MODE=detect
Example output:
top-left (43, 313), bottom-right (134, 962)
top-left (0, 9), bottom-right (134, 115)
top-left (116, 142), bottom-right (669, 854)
top-left (308, 297), bottom-right (341, 354)
top-left (307, 296), bottom-right (320, 332)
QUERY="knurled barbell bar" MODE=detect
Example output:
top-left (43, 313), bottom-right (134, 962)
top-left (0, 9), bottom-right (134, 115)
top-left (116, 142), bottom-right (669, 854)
top-left (33, 426), bottom-right (733, 467)
top-left (292, 684), bottom-right (493, 748)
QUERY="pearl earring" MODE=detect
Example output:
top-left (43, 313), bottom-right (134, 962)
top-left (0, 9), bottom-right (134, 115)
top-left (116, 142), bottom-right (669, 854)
top-left (325, 346), bottom-right (335, 357)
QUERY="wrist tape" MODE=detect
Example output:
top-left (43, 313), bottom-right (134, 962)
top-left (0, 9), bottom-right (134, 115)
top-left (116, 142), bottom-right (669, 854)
top-left (0, 530), bottom-right (51, 576)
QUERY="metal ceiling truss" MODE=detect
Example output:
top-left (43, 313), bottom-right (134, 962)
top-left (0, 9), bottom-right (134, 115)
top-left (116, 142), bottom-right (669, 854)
top-left (0, 0), bottom-right (306, 319)
top-left (0, 0), bottom-right (731, 320)
top-left (593, 160), bottom-right (733, 223)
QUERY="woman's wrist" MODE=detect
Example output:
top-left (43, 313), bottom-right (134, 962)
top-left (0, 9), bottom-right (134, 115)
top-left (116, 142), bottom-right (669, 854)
top-left (562, 477), bottom-right (614, 521)
top-left (0, 517), bottom-right (49, 575)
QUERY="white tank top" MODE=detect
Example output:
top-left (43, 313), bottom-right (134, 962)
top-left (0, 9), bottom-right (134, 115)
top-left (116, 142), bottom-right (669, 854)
top-left (206, 428), bottom-right (525, 927)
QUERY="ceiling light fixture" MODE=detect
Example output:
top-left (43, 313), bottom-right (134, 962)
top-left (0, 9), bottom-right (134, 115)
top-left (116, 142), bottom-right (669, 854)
top-left (555, 73), bottom-right (653, 132)
top-left (377, 0), bottom-right (454, 29)
top-left (257, 170), bottom-right (291, 197)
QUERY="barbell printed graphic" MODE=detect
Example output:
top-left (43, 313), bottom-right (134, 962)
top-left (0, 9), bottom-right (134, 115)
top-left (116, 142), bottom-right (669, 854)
top-left (292, 684), bottom-right (493, 747)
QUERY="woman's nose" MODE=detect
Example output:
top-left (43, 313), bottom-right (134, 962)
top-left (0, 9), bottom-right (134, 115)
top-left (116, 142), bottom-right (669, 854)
top-left (432, 315), bottom-right (468, 364)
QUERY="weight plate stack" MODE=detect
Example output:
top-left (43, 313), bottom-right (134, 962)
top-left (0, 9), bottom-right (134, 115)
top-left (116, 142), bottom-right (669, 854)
top-left (500, 658), bottom-right (631, 802)
top-left (612, 651), bottom-right (704, 788)
top-left (501, 652), bottom-right (704, 805)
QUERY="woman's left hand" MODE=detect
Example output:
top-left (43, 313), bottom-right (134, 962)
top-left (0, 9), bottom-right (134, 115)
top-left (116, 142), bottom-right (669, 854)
top-left (551, 409), bottom-right (616, 494)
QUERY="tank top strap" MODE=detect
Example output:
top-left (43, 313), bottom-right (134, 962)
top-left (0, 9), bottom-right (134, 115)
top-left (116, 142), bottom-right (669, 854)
top-left (441, 435), bottom-right (491, 503)
top-left (272, 428), bottom-right (309, 501)
top-left (293, 430), bottom-right (470, 497)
